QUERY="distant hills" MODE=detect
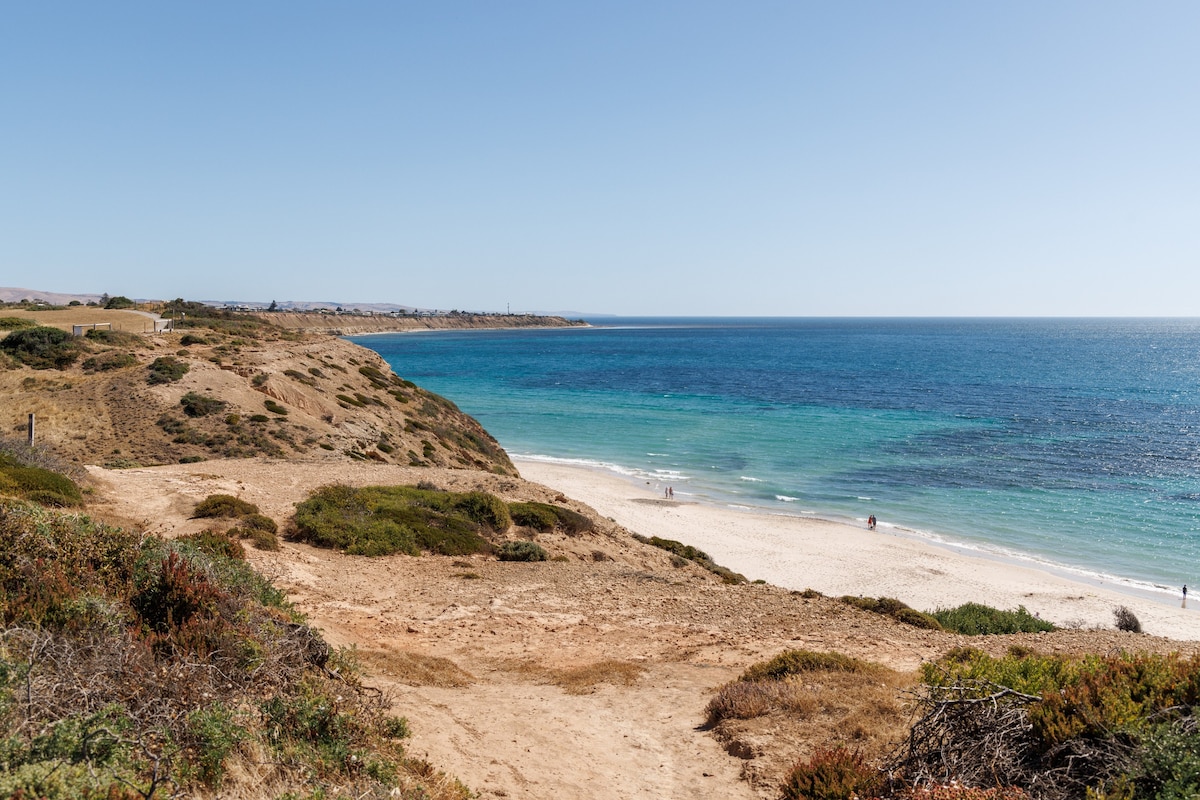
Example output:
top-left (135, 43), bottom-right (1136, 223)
top-left (0, 287), bottom-right (602, 318)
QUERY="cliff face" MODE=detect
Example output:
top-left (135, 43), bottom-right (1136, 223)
top-left (248, 312), bottom-right (587, 335)
top-left (1, 321), bottom-right (515, 474)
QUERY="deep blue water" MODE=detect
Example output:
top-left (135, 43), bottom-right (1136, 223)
top-left (352, 318), bottom-right (1200, 597)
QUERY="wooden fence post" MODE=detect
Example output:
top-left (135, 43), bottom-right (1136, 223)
top-left (27, 413), bottom-right (35, 446)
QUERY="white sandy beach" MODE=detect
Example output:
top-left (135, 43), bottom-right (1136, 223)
top-left (517, 458), bottom-right (1200, 643)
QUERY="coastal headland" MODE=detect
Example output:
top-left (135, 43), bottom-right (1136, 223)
top-left (249, 310), bottom-right (587, 335)
top-left (2, 303), bottom-right (1198, 799)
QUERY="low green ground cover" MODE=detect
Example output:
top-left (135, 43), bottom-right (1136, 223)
top-left (0, 442), bottom-right (82, 507)
top-left (291, 484), bottom-right (512, 556)
top-left (930, 602), bottom-right (1056, 635)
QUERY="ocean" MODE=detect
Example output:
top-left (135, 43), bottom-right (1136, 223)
top-left (351, 317), bottom-right (1200, 600)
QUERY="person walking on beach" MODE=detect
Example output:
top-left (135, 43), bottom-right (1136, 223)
top-left (867, 514), bottom-right (876, 531)
top-left (1184, 584), bottom-right (1188, 609)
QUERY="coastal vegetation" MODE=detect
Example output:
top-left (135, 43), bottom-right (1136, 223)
top-left (0, 494), bottom-right (466, 799)
top-left (929, 603), bottom-right (1056, 635)
top-left (290, 485), bottom-right (602, 560)
top-left (508, 500), bottom-right (593, 534)
top-left (0, 326), bottom-right (84, 369)
top-left (146, 355), bottom-right (189, 384)
top-left (291, 484), bottom-right (508, 557)
top-left (497, 540), bottom-right (548, 562)
top-left (839, 595), bottom-right (943, 630)
top-left (884, 648), bottom-right (1200, 799)
top-left (0, 440), bottom-right (83, 507)
top-left (192, 494), bottom-right (280, 550)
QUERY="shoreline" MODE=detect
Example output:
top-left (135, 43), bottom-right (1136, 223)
top-left (514, 456), bottom-right (1199, 643)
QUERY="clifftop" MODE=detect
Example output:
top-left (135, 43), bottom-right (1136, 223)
top-left (1, 312), bottom-right (515, 474)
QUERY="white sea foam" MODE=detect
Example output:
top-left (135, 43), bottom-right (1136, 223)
top-left (740, 476), bottom-right (764, 482)
top-left (776, 495), bottom-right (799, 502)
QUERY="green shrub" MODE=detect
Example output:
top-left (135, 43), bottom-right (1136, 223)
top-left (178, 530), bottom-right (246, 561)
top-left (840, 595), bottom-right (943, 630)
top-left (781, 746), bottom-right (880, 800)
top-left (84, 328), bottom-right (142, 347)
top-left (0, 326), bottom-right (83, 369)
top-left (81, 350), bottom-right (138, 372)
top-left (0, 498), bottom-right (428, 797)
top-left (264, 399), bottom-right (288, 415)
top-left (240, 513), bottom-right (278, 533)
top-left (0, 453), bottom-right (83, 506)
top-left (282, 368), bottom-right (316, 386)
top-left (931, 603), bottom-right (1056, 635)
top-left (0, 317), bottom-right (36, 330)
top-left (498, 540), bottom-right (548, 562)
top-left (291, 484), bottom-right (503, 557)
top-left (179, 333), bottom-right (208, 346)
top-left (181, 392), bottom-right (228, 418)
top-left (243, 527), bottom-right (280, 550)
top-left (741, 649), bottom-right (876, 682)
top-left (454, 491), bottom-right (512, 530)
top-left (509, 502), bottom-right (558, 531)
top-left (103, 295), bottom-right (134, 309)
top-left (147, 355), bottom-right (189, 384)
top-left (185, 703), bottom-right (247, 787)
top-left (1128, 722), bottom-right (1200, 800)
top-left (509, 501), bottom-right (593, 534)
top-left (192, 494), bottom-right (259, 519)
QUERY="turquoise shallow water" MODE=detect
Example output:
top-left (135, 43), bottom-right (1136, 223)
top-left (352, 317), bottom-right (1200, 598)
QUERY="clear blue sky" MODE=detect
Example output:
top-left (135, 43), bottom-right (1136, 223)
top-left (3, 2), bottom-right (1198, 316)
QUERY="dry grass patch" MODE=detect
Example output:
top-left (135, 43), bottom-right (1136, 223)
top-left (499, 657), bottom-right (645, 694)
top-left (706, 650), bottom-right (917, 792)
top-left (359, 648), bottom-right (475, 687)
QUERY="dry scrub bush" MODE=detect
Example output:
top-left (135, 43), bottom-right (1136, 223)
top-left (357, 649), bottom-right (476, 688)
top-left (782, 746), bottom-right (880, 800)
top-left (499, 658), bottom-right (644, 694)
top-left (706, 679), bottom-right (819, 722)
top-left (889, 648), bottom-right (1200, 800)
top-left (1113, 605), bottom-right (1142, 633)
top-left (706, 650), bottom-right (902, 731)
top-left (0, 499), bottom-right (468, 799)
